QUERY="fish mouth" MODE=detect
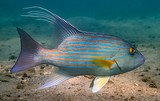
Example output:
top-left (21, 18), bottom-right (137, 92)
top-left (114, 59), bottom-right (123, 72)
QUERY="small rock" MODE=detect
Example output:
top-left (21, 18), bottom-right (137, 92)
top-left (141, 78), bottom-right (148, 82)
top-left (1, 64), bottom-right (4, 67)
top-left (16, 83), bottom-right (25, 89)
top-left (134, 83), bottom-right (138, 86)
top-left (43, 71), bottom-right (51, 75)
top-left (40, 65), bottom-right (45, 69)
top-left (139, 74), bottom-right (144, 76)
top-left (6, 94), bottom-right (11, 97)
top-left (23, 73), bottom-right (28, 78)
top-left (143, 69), bottom-right (148, 72)
top-left (0, 79), bottom-right (9, 82)
top-left (149, 82), bottom-right (157, 88)
top-left (20, 80), bottom-right (27, 84)
top-left (5, 69), bottom-right (9, 72)
top-left (130, 96), bottom-right (136, 100)
top-left (28, 69), bottom-right (36, 73)
top-left (9, 55), bottom-right (16, 60)
top-left (147, 66), bottom-right (151, 70)
top-left (5, 74), bottom-right (15, 78)
top-left (15, 73), bottom-right (23, 77)
top-left (156, 68), bottom-right (160, 71)
top-left (18, 95), bottom-right (23, 100)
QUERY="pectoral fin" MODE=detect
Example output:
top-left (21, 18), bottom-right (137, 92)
top-left (91, 76), bottom-right (110, 93)
top-left (92, 59), bottom-right (115, 69)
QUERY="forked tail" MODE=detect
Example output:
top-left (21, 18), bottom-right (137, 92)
top-left (11, 28), bottom-right (45, 73)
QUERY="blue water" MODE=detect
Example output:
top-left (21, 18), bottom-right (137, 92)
top-left (0, 0), bottom-right (160, 61)
top-left (1, 0), bottom-right (160, 19)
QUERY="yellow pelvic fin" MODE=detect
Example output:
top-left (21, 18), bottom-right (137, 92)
top-left (92, 59), bottom-right (115, 69)
top-left (91, 76), bottom-right (110, 93)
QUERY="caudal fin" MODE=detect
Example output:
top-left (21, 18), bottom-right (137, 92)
top-left (11, 28), bottom-right (44, 73)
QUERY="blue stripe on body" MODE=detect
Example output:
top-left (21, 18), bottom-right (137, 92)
top-left (66, 41), bottom-right (93, 45)
top-left (65, 41), bottom-right (127, 49)
top-left (69, 45), bottom-right (98, 48)
top-left (65, 49), bottom-right (128, 55)
top-left (65, 49), bottom-right (114, 53)
top-left (55, 54), bottom-right (106, 59)
top-left (49, 34), bottom-right (130, 69)
top-left (66, 41), bottom-right (114, 46)
top-left (61, 46), bottom-right (127, 53)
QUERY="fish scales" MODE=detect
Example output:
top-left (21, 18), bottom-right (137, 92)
top-left (40, 34), bottom-right (127, 70)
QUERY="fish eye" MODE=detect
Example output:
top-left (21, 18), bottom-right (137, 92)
top-left (129, 47), bottom-right (136, 55)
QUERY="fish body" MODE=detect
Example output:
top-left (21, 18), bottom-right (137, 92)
top-left (39, 33), bottom-right (140, 76)
top-left (11, 6), bottom-right (145, 93)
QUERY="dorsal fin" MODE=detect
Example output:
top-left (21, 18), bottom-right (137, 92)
top-left (22, 6), bottom-right (82, 48)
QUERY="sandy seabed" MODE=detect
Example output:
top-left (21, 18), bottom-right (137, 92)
top-left (0, 16), bottom-right (160, 101)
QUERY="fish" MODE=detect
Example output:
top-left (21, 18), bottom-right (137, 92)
top-left (11, 6), bottom-right (145, 93)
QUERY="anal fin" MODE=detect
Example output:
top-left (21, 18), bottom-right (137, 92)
top-left (38, 72), bottom-right (73, 89)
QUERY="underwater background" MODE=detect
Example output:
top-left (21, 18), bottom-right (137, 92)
top-left (0, 0), bottom-right (160, 61)
top-left (0, 0), bottom-right (160, 101)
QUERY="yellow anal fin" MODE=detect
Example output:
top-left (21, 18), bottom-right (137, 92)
top-left (91, 76), bottom-right (110, 93)
top-left (92, 59), bottom-right (115, 69)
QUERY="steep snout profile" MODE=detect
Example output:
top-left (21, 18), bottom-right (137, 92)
top-left (11, 6), bottom-right (145, 93)
top-left (111, 47), bottom-right (145, 73)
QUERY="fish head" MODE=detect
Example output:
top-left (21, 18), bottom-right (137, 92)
top-left (113, 42), bottom-right (145, 73)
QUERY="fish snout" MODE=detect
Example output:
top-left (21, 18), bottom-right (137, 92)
top-left (137, 53), bottom-right (145, 67)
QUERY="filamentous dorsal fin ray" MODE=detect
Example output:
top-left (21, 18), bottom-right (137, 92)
top-left (21, 6), bottom-right (81, 48)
